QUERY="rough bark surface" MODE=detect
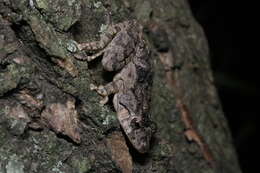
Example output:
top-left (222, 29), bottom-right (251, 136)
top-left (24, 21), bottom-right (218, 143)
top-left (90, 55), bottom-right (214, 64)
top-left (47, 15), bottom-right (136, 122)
top-left (0, 0), bottom-right (241, 173)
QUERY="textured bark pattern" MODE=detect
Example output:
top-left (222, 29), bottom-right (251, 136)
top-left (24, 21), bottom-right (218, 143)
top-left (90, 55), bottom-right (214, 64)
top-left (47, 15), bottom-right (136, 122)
top-left (0, 0), bottom-right (241, 173)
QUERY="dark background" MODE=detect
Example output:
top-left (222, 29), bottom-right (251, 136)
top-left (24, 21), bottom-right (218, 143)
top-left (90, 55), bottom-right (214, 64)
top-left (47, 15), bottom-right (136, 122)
top-left (188, 0), bottom-right (258, 172)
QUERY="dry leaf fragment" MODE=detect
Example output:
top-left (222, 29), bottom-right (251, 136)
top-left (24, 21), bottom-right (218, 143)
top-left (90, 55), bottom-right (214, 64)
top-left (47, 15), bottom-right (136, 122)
top-left (41, 98), bottom-right (81, 143)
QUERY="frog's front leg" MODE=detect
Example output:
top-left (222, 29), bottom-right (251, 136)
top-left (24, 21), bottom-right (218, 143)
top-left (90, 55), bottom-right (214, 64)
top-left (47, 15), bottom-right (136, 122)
top-left (90, 79), bottom-right (123, 105)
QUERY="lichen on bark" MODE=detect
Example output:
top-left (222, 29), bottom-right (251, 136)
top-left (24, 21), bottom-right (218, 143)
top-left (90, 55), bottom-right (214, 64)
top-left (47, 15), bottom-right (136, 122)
top-left (0, 0), bottom-right (242, 172)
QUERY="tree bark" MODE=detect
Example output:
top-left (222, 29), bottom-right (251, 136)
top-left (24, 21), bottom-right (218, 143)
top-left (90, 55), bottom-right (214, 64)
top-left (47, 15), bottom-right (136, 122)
top-left (0, 0), bottom-right (242, 173)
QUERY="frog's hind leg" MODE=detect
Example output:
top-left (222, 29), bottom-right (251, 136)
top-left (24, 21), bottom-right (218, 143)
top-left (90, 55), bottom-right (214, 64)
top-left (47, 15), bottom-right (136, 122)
top-left (77, 40), bottom-right (104, 51)
top-left (74, 49), bottom-right (105, 62)
top-left (74, 28), bottom-right (118, 62)
top-left (77, 24), bottom-right (119, 52)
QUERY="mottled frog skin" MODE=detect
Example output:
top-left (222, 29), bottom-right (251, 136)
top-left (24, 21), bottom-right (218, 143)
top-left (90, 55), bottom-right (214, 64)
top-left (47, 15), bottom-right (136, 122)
top-left (74, 20), bottom-right (153, 153)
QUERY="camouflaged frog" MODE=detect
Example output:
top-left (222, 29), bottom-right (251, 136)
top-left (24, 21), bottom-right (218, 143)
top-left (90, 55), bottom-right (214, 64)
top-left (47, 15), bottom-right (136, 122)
top-left (73, 20), bottom-right (153, 153)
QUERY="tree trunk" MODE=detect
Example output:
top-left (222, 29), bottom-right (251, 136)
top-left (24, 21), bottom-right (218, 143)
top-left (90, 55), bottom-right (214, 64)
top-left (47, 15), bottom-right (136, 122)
top-left (0, 0), bottom-right (242, 172)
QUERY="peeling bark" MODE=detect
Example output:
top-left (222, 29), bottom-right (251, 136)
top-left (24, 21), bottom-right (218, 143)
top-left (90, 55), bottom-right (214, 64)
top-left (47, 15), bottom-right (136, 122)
top-left (0, 0), bottom-right (241, 172)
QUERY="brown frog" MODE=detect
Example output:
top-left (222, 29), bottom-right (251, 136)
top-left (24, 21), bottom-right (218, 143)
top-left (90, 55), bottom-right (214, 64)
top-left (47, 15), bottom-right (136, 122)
top-left (73, 20), bottom-right (153, 153)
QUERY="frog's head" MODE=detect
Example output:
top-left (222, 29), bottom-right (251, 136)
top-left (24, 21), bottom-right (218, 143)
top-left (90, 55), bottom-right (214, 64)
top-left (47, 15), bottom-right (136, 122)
top-left (127, 126), bottom-right (152, 153)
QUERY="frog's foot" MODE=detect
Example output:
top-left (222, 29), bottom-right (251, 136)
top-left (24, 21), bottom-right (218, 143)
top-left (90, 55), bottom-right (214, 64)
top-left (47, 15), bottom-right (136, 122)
top-left (90, 84), bottom-right (109, 105)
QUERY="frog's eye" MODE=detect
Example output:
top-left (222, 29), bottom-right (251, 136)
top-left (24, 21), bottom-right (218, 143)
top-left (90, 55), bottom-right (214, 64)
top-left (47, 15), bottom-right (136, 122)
top-left (130, 118), bottom-right (141, 129)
